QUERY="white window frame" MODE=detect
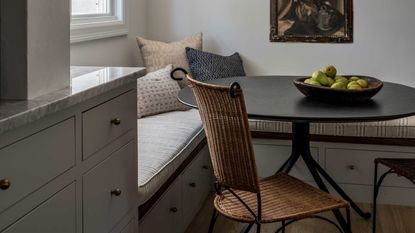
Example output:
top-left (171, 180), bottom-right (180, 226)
top-left (70, 0), bottom-right (128, 43)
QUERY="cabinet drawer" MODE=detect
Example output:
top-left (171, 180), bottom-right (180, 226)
top-left (82, 90), bottom-right (136, 160)
top-left (0, 118), bottom-right (75, 214)
top-left (140, 178), bottom-right (182, 233)
top-left (182, 146), bottom-right (212, 228)
top-left (2, 183), bottom-right (76, 233)
top-left (118, 219), bottom-right (136, 233)
top-left (253, 143), bottom-right (318, 181)
top-left (83, 141), bottom-right (138, 233)
top-left (325, 148), bottom-right (415, 188)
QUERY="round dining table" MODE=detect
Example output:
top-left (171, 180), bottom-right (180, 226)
top-left (177, 75), bottom-right (415, 226)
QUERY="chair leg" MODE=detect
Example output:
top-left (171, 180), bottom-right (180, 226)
top-left (282, 220), bottom-right (286, 233)
top-left (257, 223), bottom-right (261, 233)
top-left (346, 207), bottom-right (352, 233)
top-left (208, 208), bottom-right (218, 233)
top-left (372, 163), bottom-right (393, 233)
top-left (373, 162), bottom-right (379, 233)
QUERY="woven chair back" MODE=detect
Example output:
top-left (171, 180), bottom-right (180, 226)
top-left (186, 76), bottom-right (260, 193)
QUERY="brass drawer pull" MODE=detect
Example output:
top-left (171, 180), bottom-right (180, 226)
top-left (111, 188), bottom-right (122, 196)
top-left (170, 207), bottom-right (178, 213)
top-left (110, 118), bottom-right (121, 125)
top-left (0, 179), bottom-right (11, 190)
top-left (189, 182), bottom-right (196, 188)
top-left (347, 165), bottom-right (356, 170)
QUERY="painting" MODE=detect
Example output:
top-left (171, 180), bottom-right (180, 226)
top-left (270, 0), bottom-right (353, 43)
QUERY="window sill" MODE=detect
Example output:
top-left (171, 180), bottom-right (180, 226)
top-left (70, 20), bottom-right (128, 43)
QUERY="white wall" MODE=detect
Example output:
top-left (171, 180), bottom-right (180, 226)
top-left (146, 0), bottom-right (415, 86)
top-left (70, 0), bottom-right (146, 67)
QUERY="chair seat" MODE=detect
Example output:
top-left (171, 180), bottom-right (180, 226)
top-left (214, 173), bottom-right (349, 223)
top-left (376, 158), bottom-right (415, 182)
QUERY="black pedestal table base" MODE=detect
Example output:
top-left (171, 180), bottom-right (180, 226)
top-left (277, 122), bottom-right (371, 230)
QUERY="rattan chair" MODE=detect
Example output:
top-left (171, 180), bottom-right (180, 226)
top-left (373, 158), bottom-right (415, 233)
top-left (172, 69), bottom-right (351, 233)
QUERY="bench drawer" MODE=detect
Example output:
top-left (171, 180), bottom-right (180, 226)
top-left (0, 118), bottom-right (75, 214)
top-left (253, 142), bottom-right (318, 181)
top-left (82, 90), bottom-right (136, 160)
top-left (83, 141), bottom-right (137, 233)
top-left (2, 183), bottom-right (76, 233)
top-left (325, 148), bottom-right (415, 188)
top-left (140, 178), bottom-right (182, 233)
top-left (182, 146), bottom-right (212, 227)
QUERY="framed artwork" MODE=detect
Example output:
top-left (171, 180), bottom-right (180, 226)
top-left (270, 0), bottom-right (353, 43)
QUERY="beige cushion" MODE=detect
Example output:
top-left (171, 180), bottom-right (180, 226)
top-left (137, 109), bottom-right (204, 205)
top-left (137, 65), bottom-right (189, 118)
top-left (136, 33), bottom-right (203, 88)
top-left (249, 116), bottom-right (415, 139)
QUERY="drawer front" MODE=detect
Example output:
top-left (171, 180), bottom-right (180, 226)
top-left (182, 146), bottom-right (212, 229)
top-left (0, 118), bottom-right (75, 213)
top-left (82, 90), bottom-right (136, 159)
top-left (253, 143), bottom-right (318, 181)
top-left (118, 219), bottom-right (137, 233)
top-left (2, 183), bottom-right (76, 233)
top-left (140, 178), bottom-right (182, 233)
top-left (83, 141), bottom-right (138, 233)
top-left (325, 148), bottom-right (415, 188)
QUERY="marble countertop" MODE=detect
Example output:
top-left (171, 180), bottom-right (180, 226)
top-left (0, 66), bottom-right (146, 135)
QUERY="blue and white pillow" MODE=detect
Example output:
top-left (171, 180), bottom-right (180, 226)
top-left (185, 47), bottom-right (246, 82)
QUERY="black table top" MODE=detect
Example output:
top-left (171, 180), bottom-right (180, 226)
top-left (178, 76), bottom-right (415, 123)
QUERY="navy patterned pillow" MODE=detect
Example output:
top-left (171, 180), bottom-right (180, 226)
top-left (185, 47), bottom-right (246, 82)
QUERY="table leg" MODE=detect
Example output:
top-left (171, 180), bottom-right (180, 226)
top-left (289, 122), bottom-right (371, 221)
top-left (313, 159), bottom-right (372, 219)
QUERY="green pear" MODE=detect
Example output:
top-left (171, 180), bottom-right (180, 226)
top-left (331, 82), bottom-right (346, 89)
top-left (319, 76), bottom-right (330, 86)
top-left (311, 70), bottom-right (327, 83)
top-left (347, 81), bottom-right (358, 88)
top-left (327, 77), bottom-right (335, 86)
top-left (308, 80), bottom-right (322, 86)
top-left (347, 85), bottom-right (362, 90)
top-left (349, 76), bottom-right (360, 81)
top-left (304, 78), bottom-right (312, 84)
top-left (324, 65), bottom-right (337, 78)
top-left (334, 76), bottom-right (348, 84)
top-left (356, 79), bottom-right (368, 88)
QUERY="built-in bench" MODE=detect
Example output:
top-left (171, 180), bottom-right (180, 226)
top-left (137, 109), bottom-right (212, 233)
top-left (136, 111), bottom-right (415, 233)
top-left (250, 116), bottom-right (415, 146)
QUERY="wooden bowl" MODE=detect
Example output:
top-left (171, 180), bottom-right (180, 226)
top-left (293, 76), bottom-right (383, 103)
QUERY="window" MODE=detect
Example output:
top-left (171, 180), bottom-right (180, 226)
top-left (70, 0), bottom-right (128, 43)
top-left (72, 0), bottom-right (111, 16)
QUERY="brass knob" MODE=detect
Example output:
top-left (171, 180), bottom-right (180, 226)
top-left (111, 118), bottom-right (121, 125)
top-left (347, 165), bottom-right (356, 170)
top-left (0, 179), bottom-right (11, 190)
top-left (202, 165), bottom-right (209, 170)
top-left (170, 207), bottom-right (178, 213)
top-left (111, 188), bottom-right (122, 196)
top-left (189, 182), bottom-right (196, 188)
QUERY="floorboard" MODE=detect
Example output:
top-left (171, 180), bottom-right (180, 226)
top-left (186, 195), bottom-right (415, 233)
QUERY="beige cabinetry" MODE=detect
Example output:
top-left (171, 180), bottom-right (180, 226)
top-left (253, 138), bottom-right (415, 206)
top-left (140, 146), bottom-right (212, 233)
top-left (0, 83), bottom-right (138, 233)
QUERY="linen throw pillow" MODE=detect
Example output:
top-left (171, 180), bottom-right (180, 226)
top-left (136, 33), bottom-right (203, 88)
top-left (185, 47), bottom-right (246, 82)
top-left (137, 65), bottom-right (189, 118)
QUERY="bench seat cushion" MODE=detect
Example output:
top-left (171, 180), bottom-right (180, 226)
top-left (137, 109), bottom-right (204, 205)
top-left (249, 116), bottom-right (415, 138)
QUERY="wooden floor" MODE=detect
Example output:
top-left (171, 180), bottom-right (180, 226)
top-left (186, 195), bottom-right (415, 233)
